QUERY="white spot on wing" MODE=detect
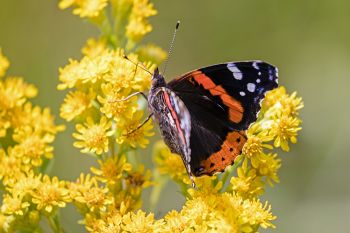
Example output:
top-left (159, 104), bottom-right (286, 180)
top-left (256, 78), bottom-right (261, 83)
top-left (247, 83), bottom-right (256, 92)
top-left (227, 63), bottom-right (243, 80)
top-left (258, 71), bottom-right (262, 76)
top-left (253, 62), bottom-right (259, 70)
top-left (240, 91), bottom-right (246, 96)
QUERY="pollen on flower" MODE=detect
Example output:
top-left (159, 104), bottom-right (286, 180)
top-left (31, 175), bottom-right (70, 213)
top-left (73, 116), bottom-right (114, 155)
top-left (60, 91), bottom-right (94, 121)
top-left (12, 126), bottom-right (55, 167)
top-left (69, 173), bottom-right (112, 213)
top-left (90, 156), bottom-right (132, 184)
top-left (230, 166), bottom-right (264, 198)
top-left (251, 153), bottom-right (281, 186)
top-left (270, 115), bottom-right (302, 151)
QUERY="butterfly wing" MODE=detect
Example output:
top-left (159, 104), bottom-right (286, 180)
top-left (168, 61), bottom-right (278, 176)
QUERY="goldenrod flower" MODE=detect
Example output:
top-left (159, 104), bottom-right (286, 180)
top-left (263, 87), bottom-right (304, 117)
top-left (57, 59), bottom-right (82, 90)
top-left (82, 38), bottom-right (107, 58)
top-left (0, 77), bottom-right (37, 110)
top-left (126, 0), bottom-right (157, 43)
top-left (91, 155), bottom-right (132, 184)
top-left (161, 210), bottom-right (187, 233)
top-left (31, 175), bottom-right (70, 213)
top-left (1, 193), bottom-right (30, 216)
top-left (243, 124), bottom-right (274, 159)
top-left (73, 116), bottom-right (114, 155)
top-left (0, 48), bottom-right (10, 78)
top-left (69, 173), bottom-right (113, 213)
top-left (6, 171), bottom-right (42, 198)
top-left (0, 149), bottom-right (29, 186)
top-left (239, 198), bottom-right (276, 231)
top-left (230, 166), bottom-right (264, 199)
top-left (60, 90), bottom-right (94, 121)
top-left (98, 83), bottom-right (137, 122)
top-left (251, 153), bottom-right (281, 186)
top-left (59, 0), bottom-right (108, 18)
top-left (122, 210), bottom-right (163, 232)
top-left (270, 114), bottom-right (302, 151)
top-left (116, 110), bottom-right (154, 149)
top-left (126, 19), bottom-right (153, 43)
top-left (103, 52), bottom-right (153, 92)
top-left (85, 211), bottom-right (123, 233)
top-left (29, 105), bottom-right (65, 134)
top-left (12, 126), bottom-right (55, 167)
top-left (125, 165), bottom-right (152, 196)
top-left (136, 43), bottom-right (167, 65)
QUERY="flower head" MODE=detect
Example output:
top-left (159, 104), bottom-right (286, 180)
top-left (270, 114), bottom-right (302, 151)
top-left (60, 90), bottom-right (94, 121)
top-left (31, 175), bottom-right (70, 213)
top-left (1, 193), bottom-right (30, 216)
top-left (12, 126), bottom-right (55, 167)
top-left (122, 210), bottom-right (163, 233)
top-left (91, 155), bottom-right (132, 184)
top-left (59, 0), bottom-right (108, 18)
top-left (0, 77), bottom-right (37, 110)
top-left (69, 173), bottom-right (113, 213)
top-left (73, 116), bottom-right (114, 155)
top-left (98, 83), bottom-right (137, 122)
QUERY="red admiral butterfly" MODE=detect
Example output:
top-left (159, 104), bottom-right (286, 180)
top-left (121, 23), bottom-right (278, 186)
top-left (148, 61), bottom-right (278, 185)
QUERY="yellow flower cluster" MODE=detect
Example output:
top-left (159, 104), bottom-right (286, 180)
top-left (59, 0), bottom-right (108, 18)
top-left (0, 51), bottom-right (68, 232)
top-left (1, 0), bottom-right (304, 232)
top-left (58, 45), bottom-right (155, 151)
top-left (153, 86), bottom-right (303, 230)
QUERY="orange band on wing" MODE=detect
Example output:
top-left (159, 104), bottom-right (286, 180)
top-left (192, 72), bottom-right (244, 123)
top-left (199, 131), bottom-right (247, 176)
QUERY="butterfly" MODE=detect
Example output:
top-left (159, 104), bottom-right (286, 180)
top-left (123, 60), bottom-right (278, 186)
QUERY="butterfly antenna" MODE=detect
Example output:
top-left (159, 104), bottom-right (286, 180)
top-left (123, 55), bottom-right (153, 76)
top-left (162, 20), bottom-right (180, 76)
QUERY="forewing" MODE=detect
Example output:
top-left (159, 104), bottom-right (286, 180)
top-left (168, 61), bottom-right (278, 176)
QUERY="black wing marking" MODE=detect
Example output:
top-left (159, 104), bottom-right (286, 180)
top-left (167, 61), bottom-right (278, 174)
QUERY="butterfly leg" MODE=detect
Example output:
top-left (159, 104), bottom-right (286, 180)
top-left (123, 113), bottom-right (153, 136)
top-left (108, 92), bottom-right (148, 103)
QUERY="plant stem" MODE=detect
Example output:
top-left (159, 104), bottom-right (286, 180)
top-left (47, 213), bottom-right (66, 233)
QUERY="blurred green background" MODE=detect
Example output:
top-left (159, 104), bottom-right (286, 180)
top-left (1, 0), bottom-right (350, 232)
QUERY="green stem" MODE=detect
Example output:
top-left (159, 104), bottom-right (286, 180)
top-left (47, 214), bottom-right (65, 233)
top-left (221, 154), bottom-right (243, 192)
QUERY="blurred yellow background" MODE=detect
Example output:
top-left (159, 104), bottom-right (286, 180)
top-left (1, 0), bottom-right (349, 232)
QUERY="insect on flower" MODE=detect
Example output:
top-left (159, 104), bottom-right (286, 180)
top-left (112, 22), bottom-right (278, 187)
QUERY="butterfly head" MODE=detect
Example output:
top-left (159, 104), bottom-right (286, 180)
top-left (151, 67), bottom-right (166, 89)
